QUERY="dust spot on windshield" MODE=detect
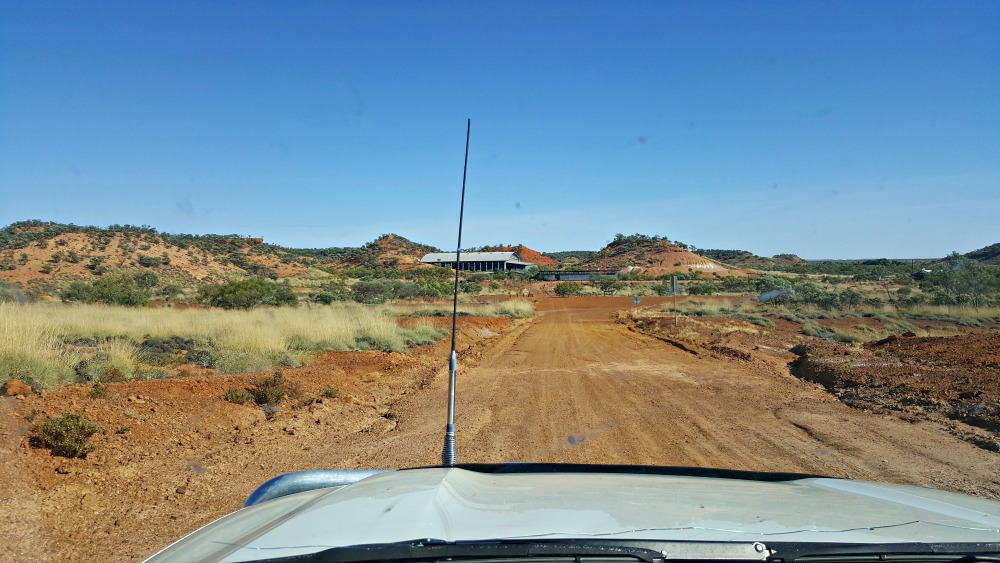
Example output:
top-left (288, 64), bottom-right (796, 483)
top-left (567, 434), bottom-right (586, 445)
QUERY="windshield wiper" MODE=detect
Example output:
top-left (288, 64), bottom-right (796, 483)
top-left (235, 540), bottom-right (1000, 563)
top-left (240, 539), bottom-right (770, 563)
top-left (766, 542), bottom-right (1000, 563)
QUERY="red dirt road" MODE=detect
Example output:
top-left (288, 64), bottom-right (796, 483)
top-left (3, 297), bottom-right (1000, 562)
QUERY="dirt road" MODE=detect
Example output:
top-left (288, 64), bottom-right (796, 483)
top-left (370, 297), bottom-right (1000, 492)
top-left (4, 296), bottom-right (1000, 561)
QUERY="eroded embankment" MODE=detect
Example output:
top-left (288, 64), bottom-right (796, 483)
top-left (789, 333), bottom-right (1000, 452)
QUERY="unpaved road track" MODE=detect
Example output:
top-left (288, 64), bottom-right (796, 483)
top-left (5, 297), bottom-right (1000, 562)
top-left (363, 297), bottom-right (1000, 496)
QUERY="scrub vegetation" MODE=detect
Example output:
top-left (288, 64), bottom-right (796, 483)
top-left (0, 301), bottom-right (448, 388)
top-left (32, 412), bottom-right (102, 459)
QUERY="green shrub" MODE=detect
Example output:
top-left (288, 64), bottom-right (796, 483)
top-left (198, 278), bottom-right (298, 309)
top-left (224, 387), bottom-right (252, 404)
top-left (248, 371), bottom-right (298, 406)
top-left (686, 282), bottom-right (718, 296)
top-left (350, 279), bottom-right (421, 304)
top-left (73, 352), bottom-right (136, 383)
top-left (322, 387), bottom-right (339, 398)
top-left (554, 282), bottom-right (582, 296)
top-left (137, 254), bottom-right (163, 267)
top-left (133, 271), bottom-right (159, 289)
top-left (87, 383), bottom-right (110, 399)
top-left (184, 349), bottom-right (216, 368)
top-left (62, 281), bottom-right (97, 303)
top-left (91, 274), bottom-right (150, 306)
top-left (460, 280), bottom-right (482, 294)
top-left (595, 278), bottom-right (625, 295)
top-left (33, 413), bottom-right (101, 458)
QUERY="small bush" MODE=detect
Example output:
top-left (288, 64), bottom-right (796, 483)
top-left (351, 279), bottom-right (421, 304)
top-left (459, 280), bottom-right (482, 294)
top-left (554, 282), bottom-right (583, 296)
top-left (72, 346), bottom-right (137, 383)
top-left (94, 274), bottom-right (151, 306)
top-left (322, 387), bottom-right (338, 398)
top-left (184, 350), bottom-right (216, 368)
top-left (134, 339), bottom-right (177, 365)
top-left (33, 413), bottom-right (101, 458)
top-left (87, 383), bottom-right (110, 399)
top-left (249, 371), bottom-right (298, 406)
top-left (224, 387), bottom-right (252, 404)
top-left (137, 254), bottom-right (163, 267)
top-left (198, 278), bottom-right (298, 309)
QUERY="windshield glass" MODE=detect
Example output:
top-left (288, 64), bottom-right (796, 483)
top-left (1, 2), bottom-right (998, 562)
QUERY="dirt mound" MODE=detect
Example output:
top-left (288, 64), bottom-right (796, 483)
top-left (790, 333), bottom-right (1000, 450)
top-left (583, 236), bottom-right (751, 277)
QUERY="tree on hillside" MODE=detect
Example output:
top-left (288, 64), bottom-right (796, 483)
top-left (198, 279), bottom-right (298, 309)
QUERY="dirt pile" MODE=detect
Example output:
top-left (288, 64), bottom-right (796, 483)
top-left (790, 333), bottom-right (1000, 451)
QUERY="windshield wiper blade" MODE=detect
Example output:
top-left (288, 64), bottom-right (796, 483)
top-left (767, 542), bottom-right (1000, 563)
top-left (242, 539), bottom-right (770, 563)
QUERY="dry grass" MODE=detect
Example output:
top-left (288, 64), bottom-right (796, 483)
top-left (391, 299), bottom-right (534, 319)
top-left (719, 325), bottom-right (760, 335)
top-left (0, 301), bottom-right (447, 387)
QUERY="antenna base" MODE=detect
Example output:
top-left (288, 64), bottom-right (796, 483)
top-left (441, 425), bottom-right (457, 467)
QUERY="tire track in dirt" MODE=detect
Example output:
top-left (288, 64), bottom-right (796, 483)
top-left (356, 297), bottom-right (1000, 499)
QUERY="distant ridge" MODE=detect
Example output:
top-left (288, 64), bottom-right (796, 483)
top-left (695, 249), bottom-right (804, 269)
top-left (966, 243), bottom-right (1000, 265)
top-left (0, 221), bottom-right (441, 288)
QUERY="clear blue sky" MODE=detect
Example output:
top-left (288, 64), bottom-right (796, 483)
top-left (2, 1), bottom-right (997, 259)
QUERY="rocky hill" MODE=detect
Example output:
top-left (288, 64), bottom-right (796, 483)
top-left (0, 221), bottom-right (441, 295)
top-left (581, 234), bottom-right (750, 278)
top-left (695, 249), bottom-right (805, 270)
top-left (967, 243), bottom-right (1000, 265)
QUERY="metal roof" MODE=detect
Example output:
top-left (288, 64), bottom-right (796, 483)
top-left (422, 252), bottom-right (525, 263)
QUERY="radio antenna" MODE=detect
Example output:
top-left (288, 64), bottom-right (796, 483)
top-left (442, 118), bottom-right (470, 467)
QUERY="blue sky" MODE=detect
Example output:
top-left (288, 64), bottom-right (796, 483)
top-left (1, 1), bottom-right (997, 259)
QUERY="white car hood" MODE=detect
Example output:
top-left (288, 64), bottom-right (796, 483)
top-left (147, 467), bottom-right (1000, 562)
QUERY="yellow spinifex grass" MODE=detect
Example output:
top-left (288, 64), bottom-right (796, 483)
top-left (0, 302), bottom-right (83, 388)
top-left (0, 301), bottom-right (446, 387)
top-left (391, 299), bottom-right (535, 319)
